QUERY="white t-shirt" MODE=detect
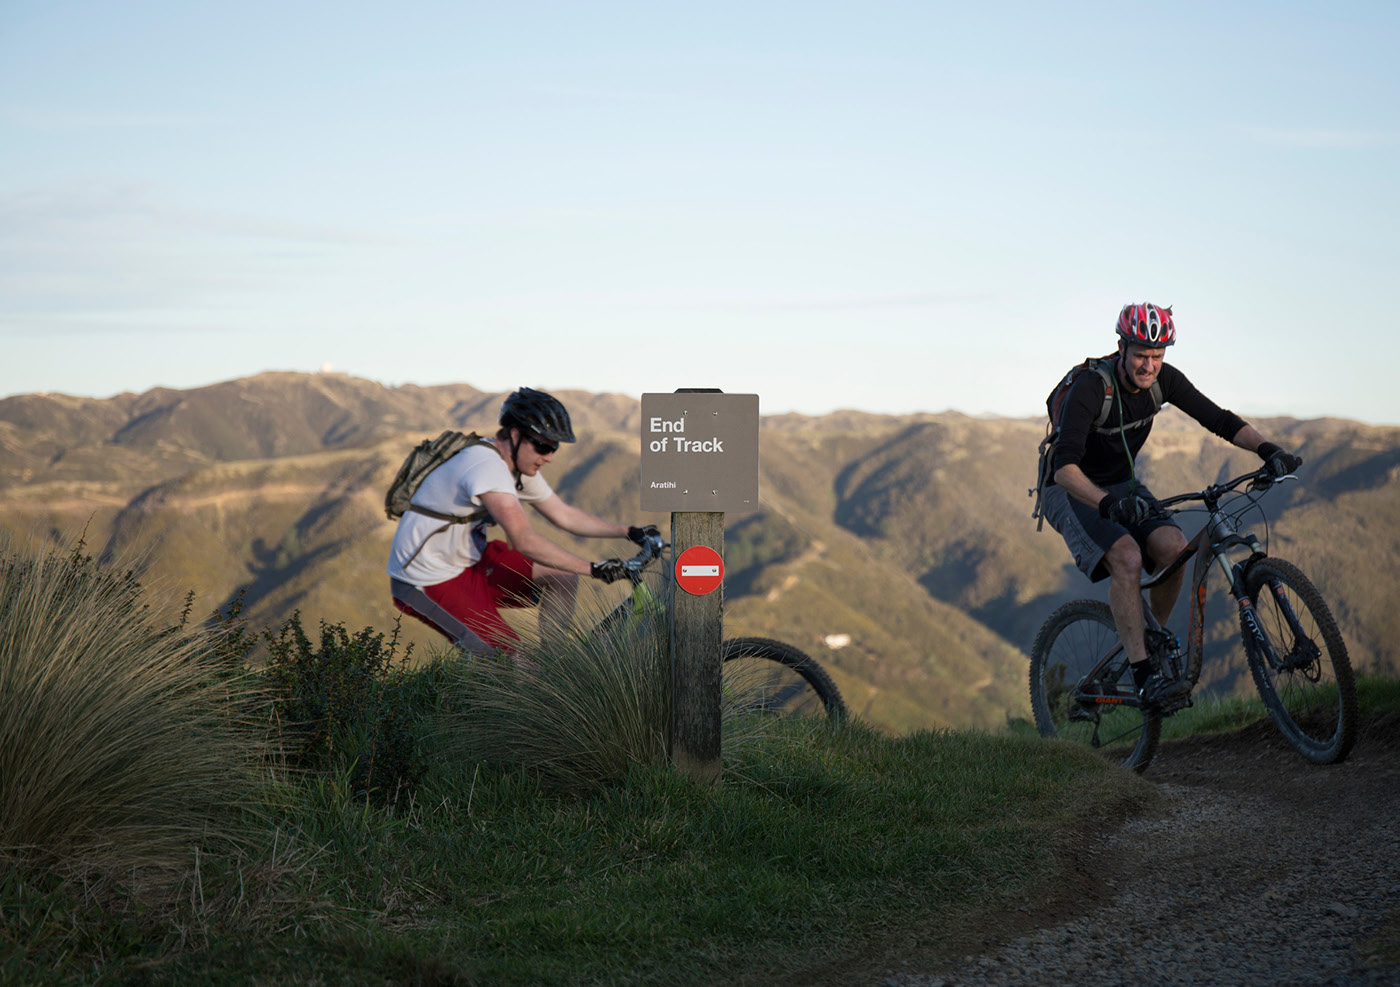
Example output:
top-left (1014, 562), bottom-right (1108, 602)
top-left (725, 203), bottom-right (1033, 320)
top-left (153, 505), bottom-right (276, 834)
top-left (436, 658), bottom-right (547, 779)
top-left (386, 442), bottom-right (553, 586)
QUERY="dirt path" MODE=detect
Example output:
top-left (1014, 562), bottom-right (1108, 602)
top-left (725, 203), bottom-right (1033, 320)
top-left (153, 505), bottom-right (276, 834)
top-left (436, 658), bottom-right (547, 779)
top-left (881, 712), bottom-right (1400, 986)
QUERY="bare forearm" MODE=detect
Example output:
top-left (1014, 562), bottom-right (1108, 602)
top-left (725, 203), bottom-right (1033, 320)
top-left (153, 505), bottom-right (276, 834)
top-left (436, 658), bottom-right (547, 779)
top-left (1230, 424), bottom-right (1266, 454)
top-left (539, 502), bottom-right (629, 540)
top-left (509, 528), bottom-right (593, 576)
top-left (1054, 464), bottom-right (1109, 511)
top-left (565, 513), bottom-right (629, 539)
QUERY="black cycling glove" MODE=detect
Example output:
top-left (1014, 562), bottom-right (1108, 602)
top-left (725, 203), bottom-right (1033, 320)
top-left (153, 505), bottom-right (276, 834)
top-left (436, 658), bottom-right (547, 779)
top-left (1099, 493), bottom-right (1151, 527)
top-left (1257, 442), bottom-right (1303, 478)
top-left (627, 524), bottom-right (661, 545)
top-left (590, 559), bottom-right (628, 584)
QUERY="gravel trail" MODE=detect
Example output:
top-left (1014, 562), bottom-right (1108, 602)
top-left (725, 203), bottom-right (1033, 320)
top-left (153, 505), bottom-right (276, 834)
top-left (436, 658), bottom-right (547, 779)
top-left (884, 715), bottom-right (1400, 987)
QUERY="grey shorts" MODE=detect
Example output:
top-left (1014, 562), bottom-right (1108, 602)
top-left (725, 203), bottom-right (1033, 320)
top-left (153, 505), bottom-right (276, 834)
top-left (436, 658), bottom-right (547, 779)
top-left (1041, 480), bottom-right (1181, 583)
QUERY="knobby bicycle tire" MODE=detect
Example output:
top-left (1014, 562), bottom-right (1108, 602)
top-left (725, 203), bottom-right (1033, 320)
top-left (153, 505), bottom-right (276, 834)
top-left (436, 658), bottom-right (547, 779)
top-left (720, 637), bottom-right (847, 722)
top-left (1240, 557), bottom-right (1357, 764)
top-left (1030, 600), bottom-right (1160, 774)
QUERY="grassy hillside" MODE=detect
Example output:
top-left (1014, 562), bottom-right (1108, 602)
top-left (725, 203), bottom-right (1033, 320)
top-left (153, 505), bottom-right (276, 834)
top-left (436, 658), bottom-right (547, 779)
top-left (1, 372), bottom-right (1397, 732)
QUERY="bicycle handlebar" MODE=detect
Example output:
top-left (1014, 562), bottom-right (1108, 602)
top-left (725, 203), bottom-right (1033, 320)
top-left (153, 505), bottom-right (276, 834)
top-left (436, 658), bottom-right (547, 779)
top-left (1156, 465), bottom-right (1298, 511)
top-left (620, 533), bottom-right (669, 575)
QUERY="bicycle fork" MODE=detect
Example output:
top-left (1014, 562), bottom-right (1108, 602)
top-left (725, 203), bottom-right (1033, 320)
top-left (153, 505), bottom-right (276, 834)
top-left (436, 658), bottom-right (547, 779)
top-left (1209, 528), bottom-right (1308, 675)
top-left (1234, 572), bottom-right (1317, 676)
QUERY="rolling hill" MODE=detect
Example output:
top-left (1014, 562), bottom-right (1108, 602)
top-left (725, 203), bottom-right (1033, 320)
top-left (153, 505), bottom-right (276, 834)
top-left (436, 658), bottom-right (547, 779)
top-left (2, 372), bottom-right (1396, 732)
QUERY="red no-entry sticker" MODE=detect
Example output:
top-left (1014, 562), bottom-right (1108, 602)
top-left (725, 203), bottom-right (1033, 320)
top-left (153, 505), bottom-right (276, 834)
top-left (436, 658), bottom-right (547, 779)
top-left (674, 545), bottom-right (724, 596)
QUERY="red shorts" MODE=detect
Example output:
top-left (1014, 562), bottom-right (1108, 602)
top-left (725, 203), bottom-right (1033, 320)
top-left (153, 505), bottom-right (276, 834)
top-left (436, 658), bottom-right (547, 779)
top-left (393, 540), bottom-right (540, 649)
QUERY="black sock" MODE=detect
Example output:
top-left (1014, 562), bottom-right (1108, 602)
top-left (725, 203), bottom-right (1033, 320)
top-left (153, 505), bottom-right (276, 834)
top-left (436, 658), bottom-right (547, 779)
top-left (1131, 661), bottom-right (1152, 690)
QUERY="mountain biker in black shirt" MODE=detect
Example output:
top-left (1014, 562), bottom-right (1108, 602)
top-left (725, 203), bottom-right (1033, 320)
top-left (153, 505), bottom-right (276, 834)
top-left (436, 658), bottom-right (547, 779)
top-left (1039, 303), bottom-right (1303, 704)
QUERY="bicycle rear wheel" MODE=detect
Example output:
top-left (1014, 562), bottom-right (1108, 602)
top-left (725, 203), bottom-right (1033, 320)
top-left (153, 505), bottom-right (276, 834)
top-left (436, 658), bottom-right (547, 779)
top-left (1030, 600), bottom-right (1160, 774)
top-left (1240, 557), bottom-right (1357, 764)
top-left (721, 637), bottom-right (846, 722)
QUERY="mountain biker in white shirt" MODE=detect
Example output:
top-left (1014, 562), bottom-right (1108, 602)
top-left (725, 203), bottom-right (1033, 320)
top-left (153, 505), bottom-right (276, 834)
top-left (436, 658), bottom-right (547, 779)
top-left (387, 387), bottom-right (658, 653)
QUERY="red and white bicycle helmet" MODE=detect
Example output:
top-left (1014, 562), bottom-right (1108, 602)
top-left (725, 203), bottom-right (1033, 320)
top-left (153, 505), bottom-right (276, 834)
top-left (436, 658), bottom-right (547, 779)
top-left (1116, 303), bottom-right (1175, 347)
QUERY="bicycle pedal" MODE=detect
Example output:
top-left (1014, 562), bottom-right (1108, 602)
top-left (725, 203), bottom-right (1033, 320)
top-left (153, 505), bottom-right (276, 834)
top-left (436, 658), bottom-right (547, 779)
top-left (1159, 692), bottom-right (1194, 716)
top-left (1068, 705), bottom-right (1097, 723)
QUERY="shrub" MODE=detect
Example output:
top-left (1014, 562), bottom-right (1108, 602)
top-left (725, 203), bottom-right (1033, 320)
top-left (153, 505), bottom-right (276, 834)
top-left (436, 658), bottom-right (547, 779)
top-left (0, 536), bottom-right (262, 873)
top-left (261, 613), bottom-right (426, 800)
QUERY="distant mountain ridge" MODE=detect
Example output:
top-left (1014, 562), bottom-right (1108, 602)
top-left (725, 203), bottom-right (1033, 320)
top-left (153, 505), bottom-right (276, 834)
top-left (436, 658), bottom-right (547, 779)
top-left (2, 371), bottom-right (1396, 732)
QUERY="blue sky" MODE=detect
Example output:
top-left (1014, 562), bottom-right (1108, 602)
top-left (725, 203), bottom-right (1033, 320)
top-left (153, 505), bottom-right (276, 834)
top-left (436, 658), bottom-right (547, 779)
top-left (3, 1), bottom-right (1398, 424)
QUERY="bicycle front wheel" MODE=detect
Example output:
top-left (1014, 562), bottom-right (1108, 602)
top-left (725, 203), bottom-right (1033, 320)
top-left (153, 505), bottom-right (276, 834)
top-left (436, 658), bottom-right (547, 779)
top-left (1030, 600), bottom-right (1160, 774)
top-left (721, 637), bottom-right (847, 722)
top-left (1240, 557), bottom-right (1357, 764)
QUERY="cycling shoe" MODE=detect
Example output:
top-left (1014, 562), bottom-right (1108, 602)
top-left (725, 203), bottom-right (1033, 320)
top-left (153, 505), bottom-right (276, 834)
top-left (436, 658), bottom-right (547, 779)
top-left (1138, 671), bottom-right (1192, 709)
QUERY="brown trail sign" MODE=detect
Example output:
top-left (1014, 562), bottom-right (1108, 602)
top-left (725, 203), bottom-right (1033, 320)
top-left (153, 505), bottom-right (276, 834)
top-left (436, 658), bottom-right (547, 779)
top-left (639, 390), bottom-right (760, 782)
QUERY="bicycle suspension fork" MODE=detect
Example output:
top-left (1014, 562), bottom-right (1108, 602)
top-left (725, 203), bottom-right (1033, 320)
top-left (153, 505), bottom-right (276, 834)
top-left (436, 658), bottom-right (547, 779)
top-left (1205, 516), bottom-right (1286, 664)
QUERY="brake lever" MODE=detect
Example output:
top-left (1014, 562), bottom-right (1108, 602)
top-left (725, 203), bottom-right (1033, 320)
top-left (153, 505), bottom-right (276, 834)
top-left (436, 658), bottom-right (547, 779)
top-left (624, 534), bottom-right (670, 570)
top-left (1248, 467), bottom-right (1301, 494)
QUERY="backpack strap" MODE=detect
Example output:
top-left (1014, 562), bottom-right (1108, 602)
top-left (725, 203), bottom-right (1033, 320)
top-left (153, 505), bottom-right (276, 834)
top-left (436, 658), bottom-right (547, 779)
top-left (1031, 357), bottom-right (1163, 531)
top-left (406, 503), bottom-right (490, 524)
top-left (1089, 361), bottom-right (1116, 428)
top-left (1088, 358), bottom-right (1163, 436)
top-left (400, 433), bottom-right (497, 566)
top-left (404, 432), bottom-right (496, 523)
top-left (1031, 428), bottom-right (1056, 531)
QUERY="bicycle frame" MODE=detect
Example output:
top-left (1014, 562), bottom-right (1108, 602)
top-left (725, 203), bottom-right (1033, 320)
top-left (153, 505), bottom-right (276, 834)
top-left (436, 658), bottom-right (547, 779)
top-left (1158, 469), bottom-right (1306, 686)
top-left (1068, 467), bottom-right (1298, 715)
top-left (589, 535), bottom-right (848, 720)
top-left (590, 534), bottom-right (670, 640)
top-left (1032, 463), bottom-right (1355, 770)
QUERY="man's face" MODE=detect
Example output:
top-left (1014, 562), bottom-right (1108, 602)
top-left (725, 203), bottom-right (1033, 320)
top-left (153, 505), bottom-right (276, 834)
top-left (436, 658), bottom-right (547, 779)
top-left (512, 428), bottom-right (557, 475)
top-left (1119, 342), bottom-right (1166, 392)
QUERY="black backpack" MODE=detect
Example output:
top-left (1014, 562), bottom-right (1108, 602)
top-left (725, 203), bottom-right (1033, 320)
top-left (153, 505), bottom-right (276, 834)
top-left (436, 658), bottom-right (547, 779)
top-left (385, 430), bottom-right (495, 524)
top-left (1029, 355), bottom-right (1162, 530)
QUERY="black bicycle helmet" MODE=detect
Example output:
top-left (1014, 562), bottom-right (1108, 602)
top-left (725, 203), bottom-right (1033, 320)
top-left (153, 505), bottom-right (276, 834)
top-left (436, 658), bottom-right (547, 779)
top-left (499, 387), bottom-right (576, 443)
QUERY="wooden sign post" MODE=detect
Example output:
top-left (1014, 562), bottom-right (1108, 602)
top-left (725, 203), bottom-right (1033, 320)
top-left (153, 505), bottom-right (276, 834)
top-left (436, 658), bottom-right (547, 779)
top-left (669, 511), bottom-right (724, 780)
top-left (639, 390), bottom-right (759, 782)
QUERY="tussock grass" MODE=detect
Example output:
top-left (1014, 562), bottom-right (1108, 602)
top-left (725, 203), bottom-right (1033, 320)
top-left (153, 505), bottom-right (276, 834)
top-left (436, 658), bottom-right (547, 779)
top-left (433, 590), bottom-right (842, 793)
top-left (435, 596), bottom-right (674, 792)
top-left (0, 535), bottom-right (264, 874)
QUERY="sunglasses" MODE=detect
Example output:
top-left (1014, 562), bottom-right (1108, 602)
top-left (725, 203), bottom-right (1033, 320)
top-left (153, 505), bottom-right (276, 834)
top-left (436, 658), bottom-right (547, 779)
top-left (526, 435), bottom-right (559, 456)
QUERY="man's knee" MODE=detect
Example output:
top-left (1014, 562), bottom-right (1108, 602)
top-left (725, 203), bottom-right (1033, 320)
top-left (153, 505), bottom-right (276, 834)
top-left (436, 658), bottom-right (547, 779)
top-left (1103, 535), bottom-right (1144, 577)
top-left (538, 570), bottom-right (578, 590)
top-left (1151, 525), bottom-right (1188, 556)
top-left (532, 568), bottom-right (579, 603)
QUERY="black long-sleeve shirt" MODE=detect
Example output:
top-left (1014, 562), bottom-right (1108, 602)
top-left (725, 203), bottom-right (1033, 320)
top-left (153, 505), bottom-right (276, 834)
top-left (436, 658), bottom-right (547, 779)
top-left (1052, 359), bottom-right (1246, 487)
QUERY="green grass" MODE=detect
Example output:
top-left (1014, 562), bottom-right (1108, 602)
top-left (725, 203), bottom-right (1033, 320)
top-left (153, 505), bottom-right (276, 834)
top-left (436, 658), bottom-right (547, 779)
top-left (3, 720), bottom-right (1152, 986)
top-left (1159, 676), bottom-right (1400, 742)
top-left (4, 537), bottom-right (1395, 984)
top-left (2, 589), bottom-right (1162, 987)
top-left (1159, 689), bottom-right (1269, 740)
top-left (10, 658), bottom-right (1398, 985)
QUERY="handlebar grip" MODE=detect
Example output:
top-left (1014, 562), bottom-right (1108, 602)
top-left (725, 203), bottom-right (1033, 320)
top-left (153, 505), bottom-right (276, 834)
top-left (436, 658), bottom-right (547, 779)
top-left (622, 535), bottom-right (669, 569)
